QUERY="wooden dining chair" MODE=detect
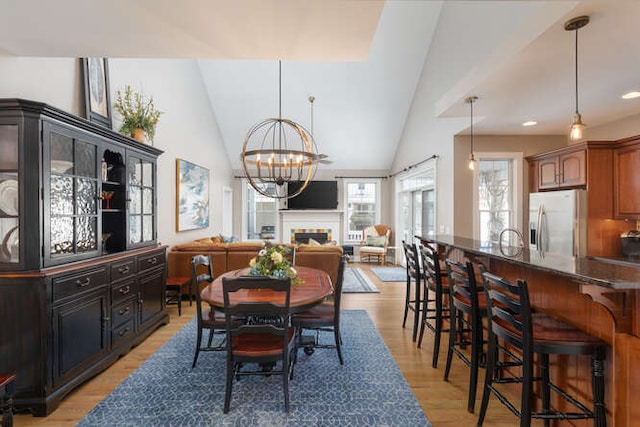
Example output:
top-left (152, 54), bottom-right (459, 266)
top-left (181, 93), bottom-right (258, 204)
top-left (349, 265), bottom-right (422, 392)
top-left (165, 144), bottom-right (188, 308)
top-left (222, 275), bottom-right (296, 413)
top-left (292, 255), bottom-right (347, 364)
top-left (190, 254), bottom-right (226, 368)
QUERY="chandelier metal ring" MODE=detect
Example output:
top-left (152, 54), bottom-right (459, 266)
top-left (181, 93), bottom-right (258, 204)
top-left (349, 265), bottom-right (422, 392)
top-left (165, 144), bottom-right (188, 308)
top-left (241, 116), bottom-right (319, 199)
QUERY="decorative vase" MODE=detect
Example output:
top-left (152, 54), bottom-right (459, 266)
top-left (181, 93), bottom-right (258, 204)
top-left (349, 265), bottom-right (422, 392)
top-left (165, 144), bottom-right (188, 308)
top-left (132, 128), bottom-right (145, 142)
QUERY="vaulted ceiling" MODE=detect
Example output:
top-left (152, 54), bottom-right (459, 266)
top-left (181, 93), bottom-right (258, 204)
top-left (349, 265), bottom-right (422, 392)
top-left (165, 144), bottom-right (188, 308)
top-left (1, 1), bottom-right (638, 170)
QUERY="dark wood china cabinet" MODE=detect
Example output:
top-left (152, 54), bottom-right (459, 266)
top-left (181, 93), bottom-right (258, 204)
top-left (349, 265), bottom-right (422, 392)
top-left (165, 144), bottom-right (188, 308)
top-left (0, 99), bottom-right (168, 416)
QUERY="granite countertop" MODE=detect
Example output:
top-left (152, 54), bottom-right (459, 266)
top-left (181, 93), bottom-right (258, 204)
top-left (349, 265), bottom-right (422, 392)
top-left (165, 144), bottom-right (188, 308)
top-left (418, 234), bottom-right (640, 290)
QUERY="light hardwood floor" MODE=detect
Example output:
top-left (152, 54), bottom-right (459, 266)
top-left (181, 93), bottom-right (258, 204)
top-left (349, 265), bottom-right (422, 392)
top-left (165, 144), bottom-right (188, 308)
top-left (15, 262), bottom-right (530, 426)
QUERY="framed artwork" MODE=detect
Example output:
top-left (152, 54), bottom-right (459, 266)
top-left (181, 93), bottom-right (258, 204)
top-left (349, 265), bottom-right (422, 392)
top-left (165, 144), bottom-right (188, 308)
top-left (176, 159), bottom-right (210, 231)
top-left (82, 57), bottom-right (112, 128)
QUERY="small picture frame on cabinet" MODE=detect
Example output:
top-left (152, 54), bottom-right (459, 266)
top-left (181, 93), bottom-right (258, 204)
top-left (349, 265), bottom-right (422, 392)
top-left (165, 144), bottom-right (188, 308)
top-left (82, 58), bottom-right (112, 129)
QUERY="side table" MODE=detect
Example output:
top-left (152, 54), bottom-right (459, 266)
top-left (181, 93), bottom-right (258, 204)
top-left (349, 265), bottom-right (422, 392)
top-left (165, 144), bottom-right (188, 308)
top-left (386, 246), bottom-right (401, 265)
top-left (166, 276), bottom-right (191, 316)
top-left (341, 245), bottom-right (354, 262)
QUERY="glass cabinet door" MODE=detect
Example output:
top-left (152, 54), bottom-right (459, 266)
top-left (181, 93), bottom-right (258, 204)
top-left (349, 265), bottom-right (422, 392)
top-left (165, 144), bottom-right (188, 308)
top-left (127, 154), bottom-right (156, 247)
top-left (0, 124), bottom-right (19, 265)
top-left (47, 128), bottom-right (99, 263)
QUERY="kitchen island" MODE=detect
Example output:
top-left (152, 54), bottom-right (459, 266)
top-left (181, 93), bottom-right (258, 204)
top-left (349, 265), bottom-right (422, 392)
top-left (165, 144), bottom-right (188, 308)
top-left (418, 235), bottom-right (640, 427)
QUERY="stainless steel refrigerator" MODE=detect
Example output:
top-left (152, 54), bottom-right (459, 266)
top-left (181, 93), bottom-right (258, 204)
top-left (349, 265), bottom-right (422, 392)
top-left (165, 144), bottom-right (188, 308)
top-left (528, 189), bottom-right (587, 257)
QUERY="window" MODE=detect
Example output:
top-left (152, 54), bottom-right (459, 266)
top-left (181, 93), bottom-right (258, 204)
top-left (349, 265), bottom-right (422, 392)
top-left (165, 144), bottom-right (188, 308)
top-left (397, 164), bottom-right (436, 243)
top-left (343, 179), bottom-right (380, 242)
top-left (244, 182), bottom-right (278, 241)
top-left (473, 153), bottom-right (523, 243)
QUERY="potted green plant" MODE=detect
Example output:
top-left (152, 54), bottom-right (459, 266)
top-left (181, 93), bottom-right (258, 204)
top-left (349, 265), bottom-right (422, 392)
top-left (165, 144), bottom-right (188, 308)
top-left (113, 85), bottom-right (163, 142)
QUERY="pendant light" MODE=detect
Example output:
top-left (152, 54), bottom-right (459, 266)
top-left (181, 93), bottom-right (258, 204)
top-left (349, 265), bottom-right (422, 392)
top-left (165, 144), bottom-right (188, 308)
top-left (466, 96), bottom-right (478, 170)
top-left (241, 61), bottom-right (320, 199)
top-left (565, 15), bottom-right (589, 141)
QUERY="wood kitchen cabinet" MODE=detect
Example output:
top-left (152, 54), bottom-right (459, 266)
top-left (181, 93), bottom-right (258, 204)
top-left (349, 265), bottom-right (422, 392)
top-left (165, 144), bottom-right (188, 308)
top-left (614, 135), bottom-right (640, 219)
top-left (0, 99), bottom-right (168, 416)
top-left (528, 144), bottom-right (586, 191)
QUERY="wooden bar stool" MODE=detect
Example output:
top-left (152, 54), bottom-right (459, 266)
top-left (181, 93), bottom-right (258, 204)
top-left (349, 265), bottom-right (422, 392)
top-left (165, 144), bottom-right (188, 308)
top-left (0, 374), bottom-right (16, 427)
top-left (401, 241), bottom-right (422, 342)
top-left (478, 268), bottom-right (607, 427)
top-left (417, 243), bottom-right (450, 368)
top-left (166, 276), bottom-right (191, 316)
top-left (443, 258), bottom-right (487, 413)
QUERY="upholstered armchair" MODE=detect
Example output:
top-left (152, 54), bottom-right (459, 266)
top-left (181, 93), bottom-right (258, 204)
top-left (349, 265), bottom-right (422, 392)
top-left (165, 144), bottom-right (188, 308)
top-left (359, 225), bottom-right (391, 265)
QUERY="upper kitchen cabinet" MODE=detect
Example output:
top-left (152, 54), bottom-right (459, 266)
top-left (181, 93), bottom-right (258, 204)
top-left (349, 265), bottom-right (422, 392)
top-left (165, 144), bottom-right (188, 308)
top-left (527, 144), bottom-right (586, 191)
top-left (526, 141), bottom-right (616, 193)
top-left (614, 136), bottom-right (640, 219)
top-left (0, 99), bottom-right (163, 271)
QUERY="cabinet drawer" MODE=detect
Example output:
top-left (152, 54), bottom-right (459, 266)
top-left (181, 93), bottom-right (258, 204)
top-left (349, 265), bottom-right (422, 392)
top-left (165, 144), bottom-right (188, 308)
top-left (52, 267), bottom-right (108, 303)
top-left (110, 260), bottom-right (136, 283)
top-left (137, 251), bottom-right (165, 274)
top-left (112, 297), bottom-right (136, 327)
top-left (112, 280), bottom-right (136, 305)
top-left (112, 319), bottom-right (135, 347)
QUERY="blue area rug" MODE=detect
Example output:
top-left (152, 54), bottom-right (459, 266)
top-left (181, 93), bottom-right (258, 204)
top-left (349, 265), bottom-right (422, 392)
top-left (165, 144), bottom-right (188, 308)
top-left (371, 266), bottom-right (407, 282)
top-left (78, 310), bottom-right (430, 426)
top-left (343, 268), bottom-right (380, 293)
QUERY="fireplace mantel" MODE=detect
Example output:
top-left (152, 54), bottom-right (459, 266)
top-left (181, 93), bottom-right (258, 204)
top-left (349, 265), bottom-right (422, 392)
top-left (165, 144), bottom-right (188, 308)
top-left (279, 210), bottom-right (343, 244)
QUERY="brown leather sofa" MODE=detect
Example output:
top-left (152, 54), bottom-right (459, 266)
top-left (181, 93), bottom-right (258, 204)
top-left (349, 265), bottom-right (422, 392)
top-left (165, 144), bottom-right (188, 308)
top-left (167, 237), bottom-right (343, 296)
top-left (294, 243), bottom-right (344, 285)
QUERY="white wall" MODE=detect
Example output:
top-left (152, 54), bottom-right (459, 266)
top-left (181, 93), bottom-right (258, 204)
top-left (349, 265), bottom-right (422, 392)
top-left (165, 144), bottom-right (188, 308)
top-left (0, 57), bottom-right (234, 248)
top-left (586, 112), bottom-right (640, 141)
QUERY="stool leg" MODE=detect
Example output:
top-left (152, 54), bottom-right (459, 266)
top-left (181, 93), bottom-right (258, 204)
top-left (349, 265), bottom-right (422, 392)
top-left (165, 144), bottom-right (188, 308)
top-left (540, 353), bottom-right (550, 427)
top-left (402, 277), bottom-right (411, 328)
top-left (177, 288), bottom-right (182, 316)
top-left (412, 279), bottom-right (421, 342)
top-left (467, 316), bottom-right (482, 413)
top-left (591, 349), bottom-right (606, 427)
top-left (444, 305), bottom-right (457, 381)
top-left (417, 284), bottom-right (429, 349)
top-left (477, 331), bottom-right (497, 426)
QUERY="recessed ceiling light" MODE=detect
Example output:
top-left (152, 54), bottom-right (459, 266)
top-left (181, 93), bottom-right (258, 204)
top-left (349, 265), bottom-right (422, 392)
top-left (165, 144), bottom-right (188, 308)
top-left (622, 91), bottom-right (640, 99)
top-left (522, 121), bottom-right (537, 127)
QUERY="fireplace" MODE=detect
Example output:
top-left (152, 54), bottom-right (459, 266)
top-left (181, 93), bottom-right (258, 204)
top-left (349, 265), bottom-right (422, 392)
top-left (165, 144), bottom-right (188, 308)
top-left (291, 229), bottom-right (332, 244)
top-left (280, 210), bottom-right (343, 245)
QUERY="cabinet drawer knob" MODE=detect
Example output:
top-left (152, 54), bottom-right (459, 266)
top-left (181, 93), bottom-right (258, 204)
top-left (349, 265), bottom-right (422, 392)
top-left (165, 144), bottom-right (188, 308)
top-left (119, 285), bottom-right (130, 295)
top-left (118, 327), bottom-right (131, 337)
top-left (118, 307), bottom-right (131, 315)
top-left (118, 266), bottom-right (130, 274)
top-left (147, 257), bottom-right (158, 265)
top-left (76, 277), bottom-right (91, 287)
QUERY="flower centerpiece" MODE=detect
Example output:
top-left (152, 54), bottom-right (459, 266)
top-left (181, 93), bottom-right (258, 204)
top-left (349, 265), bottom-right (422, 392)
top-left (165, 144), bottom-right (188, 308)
top-left (113, 85), bottom-right (163, 143)
top-left (249, 242), bottom-right (301, 284)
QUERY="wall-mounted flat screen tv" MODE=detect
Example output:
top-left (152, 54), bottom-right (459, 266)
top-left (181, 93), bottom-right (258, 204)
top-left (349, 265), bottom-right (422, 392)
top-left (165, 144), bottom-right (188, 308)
top-left (285, 180), bottom-right (338, 210)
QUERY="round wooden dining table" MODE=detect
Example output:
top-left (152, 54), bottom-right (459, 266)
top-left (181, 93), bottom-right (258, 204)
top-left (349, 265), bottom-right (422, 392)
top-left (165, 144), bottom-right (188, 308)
top-left (200, 266), bottom-right (333, 313)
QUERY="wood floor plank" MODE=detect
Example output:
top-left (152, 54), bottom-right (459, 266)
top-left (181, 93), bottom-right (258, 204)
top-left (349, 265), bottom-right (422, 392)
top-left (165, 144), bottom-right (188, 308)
top-left (15, 262), bottom-right (534, 426)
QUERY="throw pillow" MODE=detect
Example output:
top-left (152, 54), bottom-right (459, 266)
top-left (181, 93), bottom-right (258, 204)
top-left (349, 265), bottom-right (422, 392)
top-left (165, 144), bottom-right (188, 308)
top-left (308, 238), bottom-right (321, 246)
top-left (365, 235), bottom-right (386, 247)
top-left (219, 234), bottom-right (239, 244)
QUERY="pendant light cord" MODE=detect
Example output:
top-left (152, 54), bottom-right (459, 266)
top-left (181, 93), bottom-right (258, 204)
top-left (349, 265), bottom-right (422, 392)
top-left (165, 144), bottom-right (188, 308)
top-left (470, 99), bottom-right (474, 152)
top-left (574, 28), bottom-right (579, 114)
top-left (278, 60), bottom-right (282, 119)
